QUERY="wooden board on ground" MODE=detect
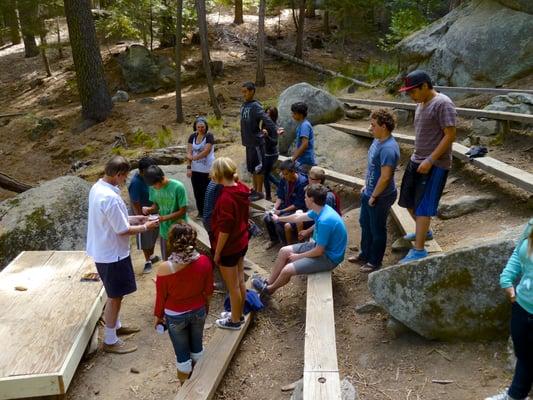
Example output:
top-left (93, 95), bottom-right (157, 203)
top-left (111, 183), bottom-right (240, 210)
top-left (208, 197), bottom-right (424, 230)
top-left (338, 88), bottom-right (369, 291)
top-left (303, 272), bottom-right (342, 400)
top-left (331, 123), bottom-right (533, 194)
top-left (337, 97), bottom-right (533, 124)
top-left (0, 251), bottom-right (106, 399)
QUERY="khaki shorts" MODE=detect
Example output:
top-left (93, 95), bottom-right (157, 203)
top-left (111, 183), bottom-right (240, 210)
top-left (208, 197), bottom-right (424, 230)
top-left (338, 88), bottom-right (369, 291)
top-left (290, 241), bottom-right (338, 275)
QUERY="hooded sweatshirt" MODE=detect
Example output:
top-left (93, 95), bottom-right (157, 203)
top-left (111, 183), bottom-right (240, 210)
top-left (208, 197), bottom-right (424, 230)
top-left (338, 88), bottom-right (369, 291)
top-left (500, 218), bottom-right (533, 314)
top-left (240, 99), bottom-right (277, 147)
top-left (212, 181), bottom-right (251, 256)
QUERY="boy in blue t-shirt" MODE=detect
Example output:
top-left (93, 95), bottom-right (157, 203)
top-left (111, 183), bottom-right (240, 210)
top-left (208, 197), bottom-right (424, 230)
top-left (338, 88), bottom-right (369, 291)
top-left (350, 109), bottom-right (400, 272)
top-left (290, 102), bottom-right (315, 174)
top-left (253, 184), bottom-right (347, 296)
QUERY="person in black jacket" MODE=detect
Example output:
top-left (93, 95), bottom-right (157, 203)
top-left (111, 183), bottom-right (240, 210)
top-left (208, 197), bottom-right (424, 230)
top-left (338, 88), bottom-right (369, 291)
top-left (261, 106), bottom-right (282, 201)
top-left (240, 81), bottom-right (278, 201)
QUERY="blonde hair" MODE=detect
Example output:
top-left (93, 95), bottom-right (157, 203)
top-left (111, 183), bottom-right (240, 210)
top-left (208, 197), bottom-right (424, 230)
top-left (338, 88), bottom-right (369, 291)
top-left (210, 157), bottom-right (238, 183)
top-left (309, 166), bottom-right (326, 184)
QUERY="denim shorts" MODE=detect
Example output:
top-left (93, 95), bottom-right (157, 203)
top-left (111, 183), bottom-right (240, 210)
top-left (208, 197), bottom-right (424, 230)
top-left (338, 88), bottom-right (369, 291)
top-left (166, 307), bottom-right (207, 363)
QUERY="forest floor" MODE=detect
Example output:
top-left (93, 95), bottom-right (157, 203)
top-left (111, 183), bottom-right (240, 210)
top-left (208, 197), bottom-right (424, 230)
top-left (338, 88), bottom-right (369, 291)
top-left (1, 10), bottom-right (532, 400)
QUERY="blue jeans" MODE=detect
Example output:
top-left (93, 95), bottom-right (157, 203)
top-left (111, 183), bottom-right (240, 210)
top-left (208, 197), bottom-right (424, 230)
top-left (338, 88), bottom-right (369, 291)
top-left (166, 307), bottom-right (207, 363)
top-left (359, 191), bottom-right (396, 267)
top-left (508, 302), bottom-right (533, 399)
top-left (263, 154), bottom-right (280, 199)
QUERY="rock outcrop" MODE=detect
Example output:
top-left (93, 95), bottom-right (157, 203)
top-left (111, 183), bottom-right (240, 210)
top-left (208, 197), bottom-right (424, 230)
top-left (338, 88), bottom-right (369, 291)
top-left (397, 0), bottom-right (533, 87)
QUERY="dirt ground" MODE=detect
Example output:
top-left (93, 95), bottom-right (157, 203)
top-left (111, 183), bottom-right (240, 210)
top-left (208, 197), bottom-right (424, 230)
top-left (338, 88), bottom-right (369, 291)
top-left (2, 10), bottom-right (532, 400)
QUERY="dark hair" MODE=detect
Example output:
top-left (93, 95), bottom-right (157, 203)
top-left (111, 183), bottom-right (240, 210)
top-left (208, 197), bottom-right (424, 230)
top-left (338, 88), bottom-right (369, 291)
top-left (242, 81), bottom-right (256, 92)
top-left (371, 108), bottom-right (396, 133)
top-left (138, 157), bottom-right (157, 173)
top-left (143, 165), bottom-right (165, 185)
top-left (279, 159), bottom-right (296, 172)
top-left (193, 116), bottom-right (209, 132)
top-left (265, 106), bottom-right (278, 123)
top-left (168, 223), bottom-right (197, 257)
top-left (105, 156), bottom-right (130, 176)
top-left (291, 102), bottom-right (308, 117)
top-left (305, 183), bottom-right (328, 206)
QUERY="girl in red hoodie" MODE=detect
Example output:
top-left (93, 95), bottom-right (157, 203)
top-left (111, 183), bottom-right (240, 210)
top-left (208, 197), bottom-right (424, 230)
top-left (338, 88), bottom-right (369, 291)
top-left (211, 157), bottom-right (250, 330)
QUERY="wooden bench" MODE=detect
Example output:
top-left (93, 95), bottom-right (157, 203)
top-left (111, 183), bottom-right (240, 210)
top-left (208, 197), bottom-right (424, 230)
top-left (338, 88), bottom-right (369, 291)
top-left (0, 251), bottom-right (106, 400)
top-left (337, 97), bottom-right (533, 125)
top-left (331, 123), bottom-right (533, 194)
top-left (175, 220), bottom-right (267, 400)
top-left (434, 86), bottom-right (533, 96)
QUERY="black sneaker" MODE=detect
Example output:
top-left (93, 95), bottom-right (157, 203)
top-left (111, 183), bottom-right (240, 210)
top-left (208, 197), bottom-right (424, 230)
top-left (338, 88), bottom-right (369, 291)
top-left (215, 317), bottom-right (242, 330)
top-left (143, 261), bottom-right (153, 274)
top-left (149, 255), bottom-right (160, 264)
top-left (252, 277), bottom-right (269, 295)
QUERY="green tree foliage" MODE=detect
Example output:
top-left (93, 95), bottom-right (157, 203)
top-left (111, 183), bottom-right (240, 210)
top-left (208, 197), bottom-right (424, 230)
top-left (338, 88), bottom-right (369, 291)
top-left (378, 8), bottom-right (428, 51)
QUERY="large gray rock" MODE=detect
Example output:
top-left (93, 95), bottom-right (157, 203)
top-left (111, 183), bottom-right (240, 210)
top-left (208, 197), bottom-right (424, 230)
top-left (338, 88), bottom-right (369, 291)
top-left (277, 83), bottom-right (344, 153)
top-left (0, 176), bottom-right (91, 269)
top-left (471, 119), bottom-right (502, 136)
top-left (127, 164), bottom-right (196, 213)
top-left (112, 90), bottom-right (129, 103)
top-left (438, 194), bottom-right (498, 219)
top-left (313, 124), bottom-right (370, 178)
top-left (397, 0), bottom-right (533, 87)
top-left (117, 45), bottom-right (194, 94)
top-left (368, 239), bottom-right (515, 340)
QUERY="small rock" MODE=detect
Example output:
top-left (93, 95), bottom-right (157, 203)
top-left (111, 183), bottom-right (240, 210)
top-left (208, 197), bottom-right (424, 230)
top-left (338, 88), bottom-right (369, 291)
top-left (472, 119), bottom-right (501, 136)
top-left (14, 286), bottom-right (27, 291)
top-left (394, 108), bottom-right (412, 126)
top-left (341, 377), bottom-right (358, 400)
top-left (345, 107), bottom-right (371, 120)
top-left (161, 104), bottom-right (170, 109)
top-left (438, 195), bottom-right (498, 219)
top-left (38, 96), bottom-right (52, 106)
top-left (111, 90), bottom-right (129, 103)
top-left (29, 78), bottom-right (44, 89)
top-left (386, 316), bottom-right (411, 338)
top-left (392, 237), bottom-right (412, 252)
top-left (460, 137), bottom-right (471, 147)
top-left (282, 378), bottom-right (302, 392)
top-left (130, 367), bottom-right (140, 374)
top-left (289, 379), bottom-right (303, 400)
top-left (139, 97), bottom-right (155, 104)
top-left (355, 300), bottom-right (382, 314)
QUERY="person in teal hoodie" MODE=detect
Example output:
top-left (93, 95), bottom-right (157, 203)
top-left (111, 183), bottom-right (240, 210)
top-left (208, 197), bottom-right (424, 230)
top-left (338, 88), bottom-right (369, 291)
top-left (486, 219), bottom-right (533, 400)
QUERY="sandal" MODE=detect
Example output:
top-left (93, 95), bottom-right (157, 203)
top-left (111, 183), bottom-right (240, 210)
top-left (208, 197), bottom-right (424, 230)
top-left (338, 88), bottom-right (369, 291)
top-left (360, 263), bottom-right (379, 273)
top-left (348, 255), bottom-right (366, 265)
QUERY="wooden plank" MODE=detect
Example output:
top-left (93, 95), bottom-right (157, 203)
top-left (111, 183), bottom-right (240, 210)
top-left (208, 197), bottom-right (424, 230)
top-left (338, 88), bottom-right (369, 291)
top-left (332, 123), bottom-right (533, 193)
top-left (303, 372), bottom-right (342, 400)
top-left (434, 86), bottom-right (533, 95)
top-left (337, 97), bottom-right (533, 124)
top-left (390, 203), bottom-right (442, 253)
top-left (303, 272), bottom-right (341, 400)
top-left (0, 251), bottom-right (104, 398)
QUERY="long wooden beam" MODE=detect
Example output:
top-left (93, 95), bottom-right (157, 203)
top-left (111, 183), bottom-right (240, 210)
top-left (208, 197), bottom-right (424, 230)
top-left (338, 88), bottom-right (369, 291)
top-left (303, 272), bottom-right (342, 400)
top-left (331, 123), bottom-right (533, 194)
top-left (434, 86), bottom-right (533, 96)
top-left (337, 97), bottom-right (533, 124)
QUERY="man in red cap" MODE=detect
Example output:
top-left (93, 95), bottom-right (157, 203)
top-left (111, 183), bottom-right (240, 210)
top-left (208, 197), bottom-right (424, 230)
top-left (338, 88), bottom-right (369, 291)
top-left (397, 70), bottom-right (457, 263)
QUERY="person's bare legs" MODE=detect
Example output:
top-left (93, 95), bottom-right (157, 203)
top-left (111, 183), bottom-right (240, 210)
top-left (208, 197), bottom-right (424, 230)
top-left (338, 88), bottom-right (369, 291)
top-left (236, 257), bottom-right (246, 319)
top-left (267, 245), bottom-right (292, 285)
top-left (284, 223), bottom-right (294, 244)
top-left (253, 173), bottom-right (264, 194)
top-left (142, 248), bottom-right (154, 262)
top-left (414, 216), bottom-right (431, 250)
top-left (104, 297), bottom-right (122, 328)
top-left (219, 265), bottom-right (243, 323)
top-left (267, 264), bottom-right (296, 294)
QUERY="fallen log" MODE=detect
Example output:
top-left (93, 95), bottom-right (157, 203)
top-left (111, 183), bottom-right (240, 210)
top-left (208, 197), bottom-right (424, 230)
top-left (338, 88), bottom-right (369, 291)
top-left (0, 172), bottom-right (33, 193)
top-left (222, 29), bottom-right (375, 89)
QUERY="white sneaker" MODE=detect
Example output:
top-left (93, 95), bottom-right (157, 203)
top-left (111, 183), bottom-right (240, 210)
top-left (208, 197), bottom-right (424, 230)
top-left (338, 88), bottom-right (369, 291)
top-left (484, 389), bottom-right (521, 400)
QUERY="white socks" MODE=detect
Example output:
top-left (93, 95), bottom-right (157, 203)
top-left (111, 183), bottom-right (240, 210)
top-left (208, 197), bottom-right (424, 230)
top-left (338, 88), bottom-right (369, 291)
top-left (191, 350), bottom-right (204, 363)
top-left (177, 359), bottom-right (192, 374)
top-left (115, 319), bottom-right (121, 329)
top-left (104, 326), bottom-right (118, 345)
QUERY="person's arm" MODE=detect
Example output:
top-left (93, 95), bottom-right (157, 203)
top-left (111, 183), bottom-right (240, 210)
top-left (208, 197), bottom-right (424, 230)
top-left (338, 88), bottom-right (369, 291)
top-left (192, 143), bottom-right (213, 161)
top-left (418, 126), bottom-right (456, 174)
top-left (289, 244), bottom-right (325, 262)
top-left (280, 204), bottom-right (296, 213)
top-left (119, 219), bottom-right (159, 236)
top-left (500, 244), bottom-right (524, 302)
top-left (131, 201), bottom-right (142, 216)
top-left (154, 274), bottom-right (167, 320)
top-left (368, 166), bottom-right (394, 206)
top-left (292, 137), bottom-right (309, 162)
top-left (298, 225), bottom-right (314, 241)
top-left (257, 104), bottom-right (277, 137)
top-left (159, 206), bottom-right (186, 223)
top-left (213, 232), bottom-right (229, 265)
top-left (273, 210), bottom-right (312, 224)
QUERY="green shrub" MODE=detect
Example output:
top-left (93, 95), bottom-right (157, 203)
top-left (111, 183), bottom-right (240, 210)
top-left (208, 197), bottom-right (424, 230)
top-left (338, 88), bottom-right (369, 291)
top-left (378, 9), bottom-right (428, 51)
top-left (132, 129), bottom-right (156, 148)
top-left (156, 125), bottom-right (173, 147)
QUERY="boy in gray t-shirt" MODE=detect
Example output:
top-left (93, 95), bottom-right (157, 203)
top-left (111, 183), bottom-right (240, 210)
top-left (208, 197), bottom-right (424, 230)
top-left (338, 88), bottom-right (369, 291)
top-left (397, 70), bottom-right (457, 263)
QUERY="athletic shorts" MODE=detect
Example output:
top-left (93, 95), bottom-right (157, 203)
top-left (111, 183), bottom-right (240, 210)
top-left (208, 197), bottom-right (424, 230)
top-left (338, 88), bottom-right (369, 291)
top-left (95, 255), bottom-right (137, 298)
top-left (136, 229), bottom-right (159, 250)
top-left (219, 246), bottom-right (248, 267)
top-left (245, 146), bottom-right (264, 174)
top-left (290, 241), bottom-right (338, 275)
top-left (398, 160), bottom-right (449, 217)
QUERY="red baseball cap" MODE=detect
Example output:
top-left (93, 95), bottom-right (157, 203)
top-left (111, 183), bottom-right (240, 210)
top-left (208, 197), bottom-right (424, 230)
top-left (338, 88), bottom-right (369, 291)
top-left (399, 70), bottom-right (433, 92)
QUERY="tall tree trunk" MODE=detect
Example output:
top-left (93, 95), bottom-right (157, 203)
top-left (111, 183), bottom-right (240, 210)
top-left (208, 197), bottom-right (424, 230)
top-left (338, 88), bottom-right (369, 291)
top-left (56, 16), bottom-right (63, 58)
top-left (234, 0), bottom-right (243, 24)
top-left (175, 0), bottom-right (183, 123)
top-left (149, 0), bottom-right (154, 51)
top-left (18, 0), bottom-right (39, 57)
top-left (305, 0), bottom-right (315, 18)
top-left (294, 0), bottom-right (305, 59)
top-left (4, 1), bottom-right (21, 45)
top-left (39, 32), bottom-right (52, 77)
top-left (64, 0), bottom-right (112, 122)
top-left (323, 9), bottom-right (330, 35)
top-left (255, 0), bottom-right (266, 87)
top-left (195, 0), bottom-right (221, 119)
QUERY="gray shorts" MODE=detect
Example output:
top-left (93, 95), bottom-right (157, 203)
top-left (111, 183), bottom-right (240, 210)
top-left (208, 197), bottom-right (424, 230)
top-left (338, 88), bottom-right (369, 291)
top-left (290, 241), bottom-right (338, 275)
top-left (136, 229), bottom-right (159, 250)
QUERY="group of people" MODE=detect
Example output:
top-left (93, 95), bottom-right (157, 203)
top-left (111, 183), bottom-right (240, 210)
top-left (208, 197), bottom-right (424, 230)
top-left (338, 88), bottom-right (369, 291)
top-left (86, 72), bottom-right (532, 397)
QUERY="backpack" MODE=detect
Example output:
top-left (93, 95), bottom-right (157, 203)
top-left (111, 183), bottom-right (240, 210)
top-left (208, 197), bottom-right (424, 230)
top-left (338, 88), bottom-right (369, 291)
top-left (328, 187), bottom-right (342, 216)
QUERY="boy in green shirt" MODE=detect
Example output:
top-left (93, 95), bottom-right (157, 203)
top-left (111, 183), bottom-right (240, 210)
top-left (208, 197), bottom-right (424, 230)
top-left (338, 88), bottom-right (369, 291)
top-left (142, 165), bottom-right (188, 260)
